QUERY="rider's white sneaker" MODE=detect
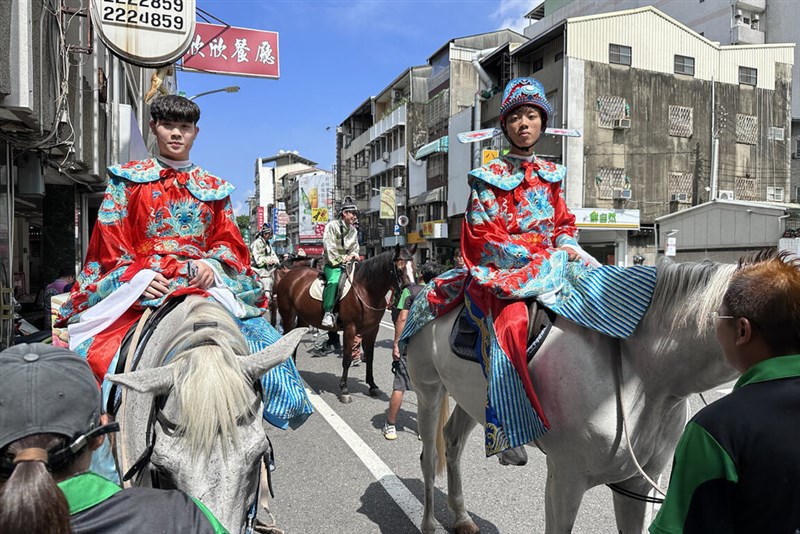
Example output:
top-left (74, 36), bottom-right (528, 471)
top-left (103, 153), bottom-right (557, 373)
top-left (321, 312), bottom-right (335, 328)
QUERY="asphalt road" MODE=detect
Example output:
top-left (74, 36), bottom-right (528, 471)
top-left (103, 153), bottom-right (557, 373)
top-left (266, 312), bottom-right (733, 534)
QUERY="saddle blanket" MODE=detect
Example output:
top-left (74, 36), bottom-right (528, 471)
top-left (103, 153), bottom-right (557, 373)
top-left (401, 264), bottom-right (657, 345)
top-left (308, 276), bottom-right (353, 301)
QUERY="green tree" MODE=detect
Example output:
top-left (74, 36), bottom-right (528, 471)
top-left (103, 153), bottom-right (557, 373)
top-left (236, 214), bottom-right (250, 231)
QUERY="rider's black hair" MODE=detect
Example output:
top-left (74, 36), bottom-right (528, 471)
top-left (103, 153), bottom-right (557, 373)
top-left (150, 95), bottom-right (200, 125)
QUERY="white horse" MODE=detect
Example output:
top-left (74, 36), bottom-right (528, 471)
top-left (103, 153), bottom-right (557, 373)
top-left (107, 296), bottom-right (306, 534)
top-left (407, 258), bottom-right (740, 534)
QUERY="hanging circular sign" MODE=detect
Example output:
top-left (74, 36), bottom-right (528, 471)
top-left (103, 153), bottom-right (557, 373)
top-left (90, 0), bottom-right (196, 67)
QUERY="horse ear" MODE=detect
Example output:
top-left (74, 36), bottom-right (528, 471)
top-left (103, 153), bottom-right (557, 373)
top-left (394, 243), bottom-right (400, 255)
top-left (240, 328), bottom-right (308, 382)
top-left (106, 367), bottom-right (175, 395)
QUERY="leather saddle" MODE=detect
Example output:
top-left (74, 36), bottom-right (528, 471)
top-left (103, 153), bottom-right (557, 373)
top-left (449, 300), bottom-right (555, 364)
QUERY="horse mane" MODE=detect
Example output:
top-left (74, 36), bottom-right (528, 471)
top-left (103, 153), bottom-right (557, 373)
top-left (164, 299), bottom-right (254, 461)
top-left (354, 249), bottom-right (395, 284)
top-left (644, 257), bottom-right (736, 338)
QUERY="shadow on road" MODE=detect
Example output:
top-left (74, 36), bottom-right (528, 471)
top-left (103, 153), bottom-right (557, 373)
top-left (298, 369), bottom-right (391, 402)
top-left (357, 477), bottom-right (500, 534)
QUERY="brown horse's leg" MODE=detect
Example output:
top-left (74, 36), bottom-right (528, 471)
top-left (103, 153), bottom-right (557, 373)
top-left (360, 327), bottom-right (380, 397)
top-left (338, 324), bottom-right (358, 403)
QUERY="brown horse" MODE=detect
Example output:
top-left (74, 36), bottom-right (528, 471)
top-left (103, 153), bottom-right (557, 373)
top-left (274, 244), bottom-right (415, 403)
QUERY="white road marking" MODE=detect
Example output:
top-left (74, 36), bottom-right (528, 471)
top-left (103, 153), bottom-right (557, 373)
top-left (305, 388), bottom-right (447, 533)
top-left (380, 320), bottom-right (395, 330)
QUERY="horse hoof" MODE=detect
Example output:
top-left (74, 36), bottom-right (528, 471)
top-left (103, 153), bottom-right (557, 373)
top-left (368, 387), bottom-right (381, 397)
top-left (339, 393), bottom-right (352, 404)
top-left (454, 520), bottom-right (480, 534)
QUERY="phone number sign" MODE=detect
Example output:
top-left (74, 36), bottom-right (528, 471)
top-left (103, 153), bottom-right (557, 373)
top-left (90, 0), bottom-right (196, 67)
top-left (182, 23), bottom-right (280, 79)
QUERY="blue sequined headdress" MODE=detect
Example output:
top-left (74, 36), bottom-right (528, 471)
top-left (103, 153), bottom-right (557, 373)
top-left (499, 78), bottom-right (552, 130)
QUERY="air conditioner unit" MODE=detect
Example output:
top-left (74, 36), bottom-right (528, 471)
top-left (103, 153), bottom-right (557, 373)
top-left (612, 118), bottom-right (631, 129)
top-left (718, 190), bottom-right (735, 201)
top-left (288, 214), bottom-right (298, 224)
top-left (792, 152), bottom-right (800, 160)
top-left (382, 151), bottom-right (390, 162)
top-left (670, 192), bottom-right (688, 202)
top-left (613, 188), bottom-right (632, 200)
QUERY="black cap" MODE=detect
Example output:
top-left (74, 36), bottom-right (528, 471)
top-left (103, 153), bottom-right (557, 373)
top-left (0, 344), bottom-right (101, 451)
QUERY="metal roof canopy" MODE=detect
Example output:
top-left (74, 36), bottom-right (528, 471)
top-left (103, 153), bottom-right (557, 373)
top-left (415, 136), bottom-right (449, 159)
top-left (655, 199), bottom-right (798, 251)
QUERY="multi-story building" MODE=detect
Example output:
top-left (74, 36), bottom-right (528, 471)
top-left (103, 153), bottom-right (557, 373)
top-left (524, 0), bottom-right (800, 204)
top-left (252, 151), bottom-right (325, 255)
top-left (337, 67), bottom-right (430, 258)
top-left (0, 1), bottom-right (161, 345)
top-left (466, 6), bottom-right (793, 264)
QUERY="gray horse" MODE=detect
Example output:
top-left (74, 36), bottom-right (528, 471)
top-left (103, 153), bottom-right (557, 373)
top-left (407, 258), bottom-right (740, 533)
top-left (107, 296), bottom-right (306, 534)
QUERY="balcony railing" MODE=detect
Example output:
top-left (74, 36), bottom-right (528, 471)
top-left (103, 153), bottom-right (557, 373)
top-left (369, 105), bottom-right (406, 139)
top-left (369, 147), bottom-right (406, 176)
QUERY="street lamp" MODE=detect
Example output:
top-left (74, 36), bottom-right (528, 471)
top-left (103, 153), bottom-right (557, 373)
top-left (187, 86), bottom-right (240, 101)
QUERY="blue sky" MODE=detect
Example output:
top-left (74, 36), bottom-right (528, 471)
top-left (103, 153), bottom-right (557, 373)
top-left (178, 0), bottom-right (535, 215)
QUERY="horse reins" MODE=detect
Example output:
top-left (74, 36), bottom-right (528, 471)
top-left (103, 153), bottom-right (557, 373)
top-left (610, 343), bottom-right (668, 501)
top-left (344, 259), bottom-right (405, 313)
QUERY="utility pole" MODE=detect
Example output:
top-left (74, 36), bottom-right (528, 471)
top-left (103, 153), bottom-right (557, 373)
top-left (710, 78), bottom-right (719, 202)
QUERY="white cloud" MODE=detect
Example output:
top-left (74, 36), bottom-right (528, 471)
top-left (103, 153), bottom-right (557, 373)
top-left (232, 200), bottom-right (246, 217)
top-left (493, 0), bottom-right (539, 34)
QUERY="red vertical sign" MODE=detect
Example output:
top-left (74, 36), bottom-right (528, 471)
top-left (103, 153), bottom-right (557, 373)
top-left (257, 206), bottom-right (264, 228)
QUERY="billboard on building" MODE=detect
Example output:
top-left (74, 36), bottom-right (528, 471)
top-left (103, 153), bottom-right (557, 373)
top-left (182, 23), bottom-right (279, 79)
top-left (273, 202), bottom-right (288, 241)
top-left (380, 187), bottom-right (396, 219)
top-left (298, 172), bottom-right (332, 243)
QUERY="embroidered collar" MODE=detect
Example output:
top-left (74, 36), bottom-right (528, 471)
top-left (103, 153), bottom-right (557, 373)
top-left (107, 158), bottom-right (235, 201)
top-left (469, 154), bottom-right (566, 191)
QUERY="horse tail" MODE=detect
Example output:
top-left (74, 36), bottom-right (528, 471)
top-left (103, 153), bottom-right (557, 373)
top-left (435, 394), bottom-right (449, 475)
top-left (0, 434), bottom-right (72, 534)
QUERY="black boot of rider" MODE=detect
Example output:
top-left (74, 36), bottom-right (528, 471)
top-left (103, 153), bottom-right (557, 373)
top-left (498, 446), bottom-right (528, 466)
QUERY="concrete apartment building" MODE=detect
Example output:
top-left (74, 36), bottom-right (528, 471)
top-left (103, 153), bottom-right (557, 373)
top-left (524, 0), bottom-right (800, 205)
top-left (1, 1), bottom-right (161, 345)
top-left (460, 6), bottom-right (793, 264)
top-left (250, 151), bottom-right (323, 255)
top-left (336, 30), bottom-right (526, 263)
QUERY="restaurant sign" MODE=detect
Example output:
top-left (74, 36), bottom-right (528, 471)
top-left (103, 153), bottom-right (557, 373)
top-left (182, 22), bottom-right (280, 79)
top-left (90, 0), bottom-right (196, 66)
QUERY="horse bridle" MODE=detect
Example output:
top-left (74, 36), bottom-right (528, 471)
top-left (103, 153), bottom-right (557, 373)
top-left (347, 256), bottom-right (408, 313)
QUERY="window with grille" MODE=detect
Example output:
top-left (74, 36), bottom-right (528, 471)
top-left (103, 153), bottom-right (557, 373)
top-left (768, 127), bottom-right (784, 141)
top-left (668, 172), bottom-right (694, 203)
top-left (425, 89), bottom-right (449, 128)
top-left (669, 106), bottom-right (693, 137)
top-left (766, 186), bottom-right (784, 202)
top-left (734, 175), bottom-right (759, 200)
top-left (547, 90), bottom-right (559, 126)
top-left (595, 167), bottom-right (627, 200)
top-left (736, 114), bottom-right (758, 145)
top-left (596, 95), bottom-right (628, 129)
top-left (674, 55), bottom-right (695, 76)
top-left (609, 44), bottom-right (631, 66)
top-left (533, 57), bottom-right (544, 72)
top-left (738, 66), bottom-right (757, 85)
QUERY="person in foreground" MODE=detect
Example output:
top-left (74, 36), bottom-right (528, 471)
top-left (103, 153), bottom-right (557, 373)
top-left (0, 343), bottom-right (227, 534)
top-left (649, 249), bottom-right (800, 534)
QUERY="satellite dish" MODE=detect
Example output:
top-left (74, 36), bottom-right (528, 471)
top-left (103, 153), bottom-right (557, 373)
top-left (397, 215), bottom-right (409, 227)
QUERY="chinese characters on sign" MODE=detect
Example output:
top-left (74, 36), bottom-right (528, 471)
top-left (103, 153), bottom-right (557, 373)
top-left (182, 22), bottom-right (279, 79)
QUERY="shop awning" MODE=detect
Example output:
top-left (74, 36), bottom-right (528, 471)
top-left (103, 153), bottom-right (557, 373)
top-left (409, 186), bottom-right (446, 206)
top-left (414, 136), bottom-right (449, 159)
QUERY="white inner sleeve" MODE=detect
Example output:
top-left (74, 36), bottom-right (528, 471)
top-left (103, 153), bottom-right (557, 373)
top-left (199, 259), bottom-right (247, 318)
top-left (68, 269), bottom-right (157, 351)
top-left (561, 243), bottom-right (602, 268)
